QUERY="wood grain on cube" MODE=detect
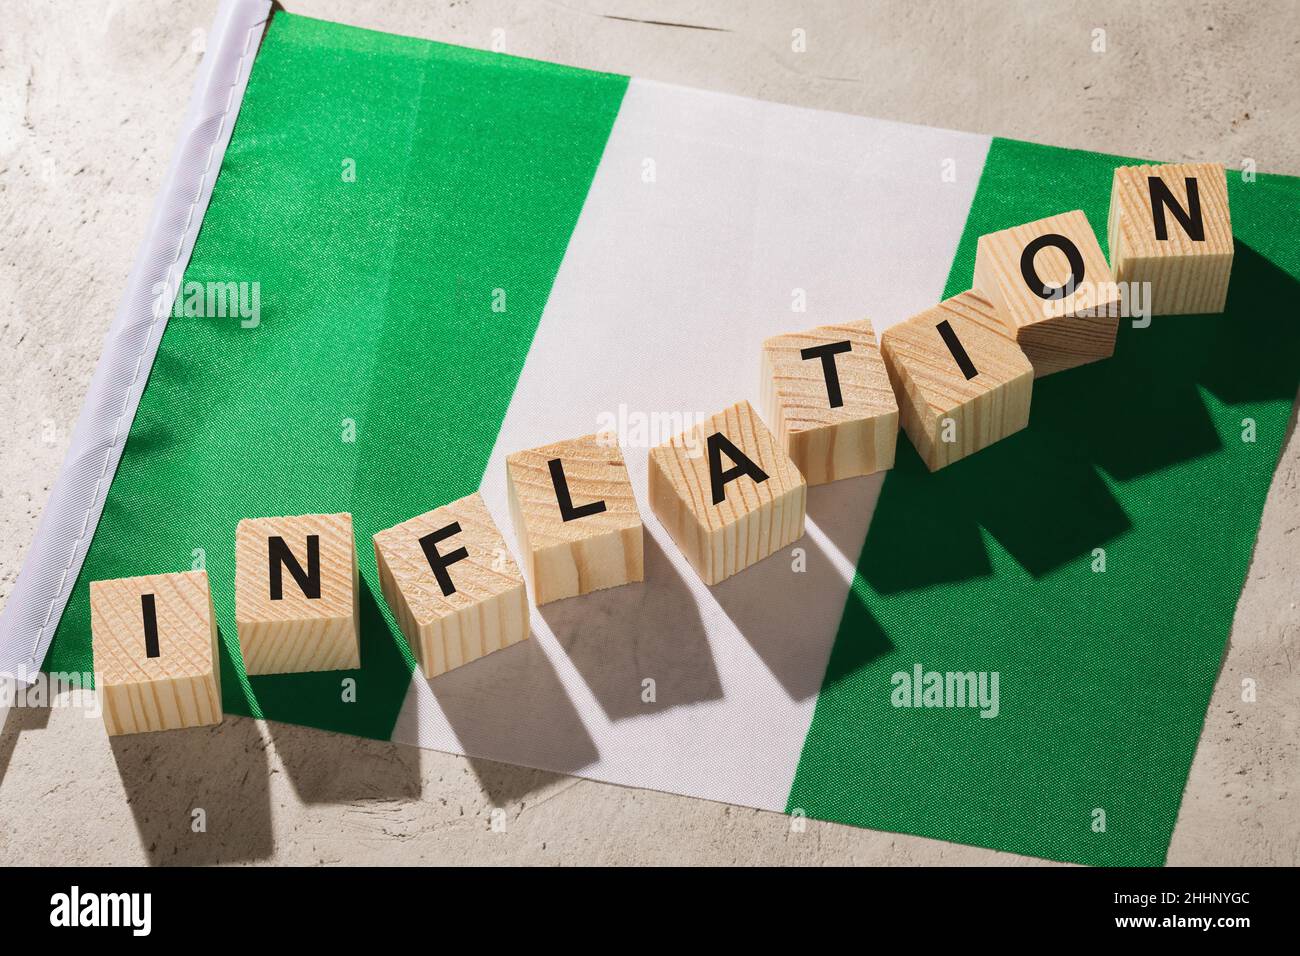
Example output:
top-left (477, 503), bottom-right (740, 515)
top-left (881, 291), bottom-right (1034, 471)
top-left (973, 209), bottom-right (1120, 376)
top-left (234, 512), bottom-right (360, 675)
top-left (761, 319), bottom-right (898, 485)
top-left (90, 570), bottom-right (222, 735)
top-left (505, 434), bottom-right (643, 605)
top-left (374, 492), bottom-right (529, 679)
top-left (1109, 162), bottom-right (1233, 315)
top-left (649, 400), bottom-right (806, 585)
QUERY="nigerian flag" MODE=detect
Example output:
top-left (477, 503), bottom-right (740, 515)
top-left (7, 3), bottom-right (1300, 866)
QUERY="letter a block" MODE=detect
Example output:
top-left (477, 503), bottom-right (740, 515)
top-left (90, 570), bottom-right (222, 735)
top-left (374, 492), bottom-right (529, 678)
top-left (649, 400), bottom-right (806, 585)
top-left (506, 435), bottom-right (644, 605)
top-left (235, 513), bottom-right (360, 675)
top-left (761, 320), bottom-right (899, 485)
top-left (973, 210), bottom-right (1120, 377)
top-left (881, 291), bottom-right (1033, 471)
top-left (1108, 162), bottom-right (1233, 315)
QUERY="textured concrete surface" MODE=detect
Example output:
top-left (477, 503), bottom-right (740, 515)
top-left (1, 0), bottom-right (1297, 865)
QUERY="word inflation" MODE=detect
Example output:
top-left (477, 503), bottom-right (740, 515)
top-left (89, 162), bottom-right (1233, 734)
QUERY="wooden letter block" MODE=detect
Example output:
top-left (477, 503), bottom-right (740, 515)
top-left (760, 320), bottom-right (899, 485)
top-left (1108, 162), bottom-right (1233, 315)
top-left (234, 512), bottom-right (360, 675)
top-left (973, 209), bottom-right (1120, 376)
top-left (90, 570), bottom-right (222, 736)
top-left (505, 434), bottom-right (644, 605)
top-left (880, 290), bottom-right (1033, 471)
top-left (374, 492), bottom-right (529, 678)
top-left (649, 400), bottom-right (806, 585)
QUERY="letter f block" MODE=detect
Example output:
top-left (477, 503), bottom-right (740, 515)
top-left (373, 492), bottom-right (529, 678)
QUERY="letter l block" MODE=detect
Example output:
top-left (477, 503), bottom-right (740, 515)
top-left (505, 434), bottom-right (644, 605)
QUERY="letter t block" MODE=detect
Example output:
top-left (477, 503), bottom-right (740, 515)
top-left (761, 319), bottom-right (899, 485)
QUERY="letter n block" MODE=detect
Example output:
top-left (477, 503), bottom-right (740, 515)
top-left (881, 291), bottom-right (1033, 471)
top-left (235, 513), bottom-right (360, 675)
top-left (506, 434), bottom-right (644, 605)
top-left (90, 570), bottom-right (222, 735)
top-left (649, 400), bottom-right (806, 585)
top-left (761, 320), bottom-right (899, 485)
top-left (373, 492), bottom-right (529, 678)
top-left (973, 210), bottom-right (1120, 376)
top-left (1108, 162), bottom-right (1233, 315)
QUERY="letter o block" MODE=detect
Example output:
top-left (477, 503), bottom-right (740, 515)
top-left (973, 210), bottom-right (1120, 377)
top-left (881, 291), bottom-right (1034, 471)
top-left (234, 513), bottom-right (360, 675)
top-left (90, 570), bottom-right (222, 735)
top-left (506, 435), bottom-right (644, 605)
top-left (373, 492), bottom-right (529, 678)
top-left (761, 320), bottom-right (899, 485)
top-left (649, 400), bottom-right (806, 585)
top-left (1108, 162), bottom-right (1233, 315)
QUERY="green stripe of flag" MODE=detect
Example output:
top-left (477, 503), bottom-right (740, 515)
top-left (42, 13), bottom-right (628, 738)
top-left (788, 136), bottom-right (1300, 866)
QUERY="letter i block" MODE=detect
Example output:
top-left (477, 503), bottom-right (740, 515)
top-left (506, 434), bottom-right (644, 605)
top-left (1108, 162), bottom-right (1233, 315)
top-left (234, 513), bottom-right (360, 675)
top-left (881, 291), bottom-right (1034, 471)
top-left (649, 400), bottom-right (806, 585)
top-left (973, 210), bottom-right (1120, 377)
top-left (373, 492), bottom-right (529, 678)
top-left (90, 570), bottom-right (222, 735)
top-left (761, 319), bottom-right (899, 485)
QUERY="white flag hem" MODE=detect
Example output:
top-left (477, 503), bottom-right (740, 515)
top-left (0, 0), bottom-right (271, 682)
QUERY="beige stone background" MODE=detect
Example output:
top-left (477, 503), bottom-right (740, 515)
top-left (1, 0), bottom-right (1297, 865)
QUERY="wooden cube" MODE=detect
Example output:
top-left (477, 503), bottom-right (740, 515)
top-left (649, 400), bottom-right (806, 585)
top-left (881, 290), bottom-right (1034, 471)
top-left (505, 434), bottom-right (644, 605)
top-left (1108, 162), bottom-right (1233, 315)
top-left (234, 513), bottom-right (360, 675)
top-left (760, 320), bottom-right (899, 485)
top-left (973, 209), bottom-right (1120, 377)
top-left (90, 570), bottom-right (222, 735)
top-left (374, 492), bottom-right (529, 678)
